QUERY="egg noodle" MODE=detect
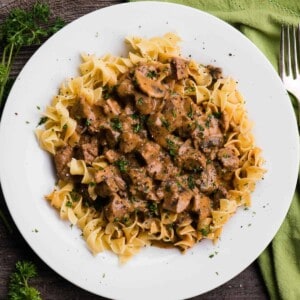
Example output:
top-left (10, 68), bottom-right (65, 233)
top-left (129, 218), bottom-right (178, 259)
top-left (36, 33), bottom-right (266, 263)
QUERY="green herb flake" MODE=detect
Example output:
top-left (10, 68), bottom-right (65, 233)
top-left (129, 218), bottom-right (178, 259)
top-left (199, 227), bottom-right (209, 236)
top-left (161, 117), bottom-right (170, 130)
top-left (166, 138), bottom-right (177, 157)
top-left (85, 118), bottom-right (92, 126)
top-left (137, 97), bottom-right (144, 105)
top-left (132, 123), bottom-right (141, 133)
top-left (115, 158), bottom-right (128, 172)
top-left (171, 109), bottom-right (177, 118)
top-left (187, 175), bottom-right (195, 190)
top-left (65, 200), bottom-right (73, 208)
top-left (187, 105), bottom-right (194, 118)
top-left (205, 115), bottom-right (213, 128)
top-left (111, 117), bottom-right (122, 131)
top-left (197, 123), bottom-right (205, 132)
top-left (70, 191), bottom-right (80, 202)
top-left (131, 113), bottom-right (139, 120)
top-left (213, 111), bottom-right (222, 119)
top-left (148, 202), bottom-right (158, 215)
top-left (146, 70), bottom-right (157, 79)
top-left (38, 117), bottom-right (48, 126)
top-left (185, 86), bottom-right (196, 94)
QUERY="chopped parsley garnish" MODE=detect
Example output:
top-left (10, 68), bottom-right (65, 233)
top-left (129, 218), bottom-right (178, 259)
top-left (161, 117), bottom-right (170, 130)
top-left (148, 202), bottom-right (158, 215)
top-left (70, 191), bottom-right (80, 201)
top-left (187, 105), bottom-right (194, 118)
top-left (146, 70), bottom-right (157, 79)
top-left (199, 227), bottom-right (209, 236)
top-left (85, 118), bottom-right (92, 126)
top-left (115, 158), bottom-right (128, 172)
top-left (197, 123), bottom-right (205, 132)
top-left (65, 200), bottom-right (73, 208)
top-left (137, 97), bottom-right (144, 105)
top-left (205, 115), bottom-right (213, 128)
top-left (102, 85), bottom-right (116, 100)
top-left (37, 116), bottom-right (48, 126)
top-left (166, 138), bottom-right (177, 157)
top-left (171, 109), bottom-right (177, 118)
top-left (111, 117), bottom-right (122, 131)
top-left (187, 175), bottom-right (196, 189)
top-left (132, 123), bottom-right (141, 133)
top-left (212, 111), bottom-right (222, 119)
top-left (185, 86), bottom-right (196, 93)
top-left (131, 113), bottom-right (139, 119)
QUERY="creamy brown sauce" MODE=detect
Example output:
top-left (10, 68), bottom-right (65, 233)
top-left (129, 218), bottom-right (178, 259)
top-left (54, 58), bottom-right (240, 229)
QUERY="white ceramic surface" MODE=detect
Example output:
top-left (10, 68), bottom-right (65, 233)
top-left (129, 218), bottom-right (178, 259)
top-left (0, 2), bottom-right (299, 299)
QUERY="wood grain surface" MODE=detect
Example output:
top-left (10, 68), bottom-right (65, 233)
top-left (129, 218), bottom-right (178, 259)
top-left (0, 1), bottom-right (269, 299)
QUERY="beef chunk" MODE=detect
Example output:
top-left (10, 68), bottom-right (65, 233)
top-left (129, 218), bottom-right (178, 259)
top-left (94, 166), bottom-right (126, 196)
top-left (176, 139), bottom-right (206, 171)
top-left (102, 126), bottom-right (121, 148)
top-left (128, 168), bottom-right (153, 194)
top-left (104, 193), bottom-right (133, 222)
top-left (119, 131), bottom-right (142, 153)
top-left (104, 149), bottom-right (120, 163)
top-left (116, 75), bottom-right (135, 98)
top-left (196, 164), bottom-right (218, 193)
top-left (134, 92), bottom-right (158, 115)
top-left (138, 142), bottom-right (160, 164)
top-left (70, 97), bottom-right (106, 133)
top-left (162, 181), bottom-right (193, 213)
top-left (54, 145), bottom-right (73, 181)
top-left (77, 135), bottom-right (98, 164)
top-left (192, 193), bottom-right (211, 220)
top-left (102, 99), bottom-right (121, 117)
top-left (146, 113), bottom-right (170, 147)
top-left (171, 57), bottom-right (189, 80)
top-left (217, 147), bottom-right (239, 171)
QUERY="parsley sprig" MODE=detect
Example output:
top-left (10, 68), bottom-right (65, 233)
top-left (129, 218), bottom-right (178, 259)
top-left (8, 261), bottom-right (42, 300)
top-left (0, 2), bottom-right (64, 108)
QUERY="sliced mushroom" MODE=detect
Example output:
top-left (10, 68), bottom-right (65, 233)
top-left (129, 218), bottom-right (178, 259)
top-left (134, 64), bottom-right (167, 98)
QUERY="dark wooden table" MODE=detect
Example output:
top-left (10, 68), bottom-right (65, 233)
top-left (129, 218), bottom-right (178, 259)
top-left (0, 1), bottom-right (269, 299)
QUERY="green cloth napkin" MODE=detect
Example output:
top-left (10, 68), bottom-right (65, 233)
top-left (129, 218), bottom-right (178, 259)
top-left (129, 1), bottom-right (300, 299)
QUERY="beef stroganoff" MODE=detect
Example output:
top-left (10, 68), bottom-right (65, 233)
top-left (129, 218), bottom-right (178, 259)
top-left (36, 33), bottom-right (266, 263)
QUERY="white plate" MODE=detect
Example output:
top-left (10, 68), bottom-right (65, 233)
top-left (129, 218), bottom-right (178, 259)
top-left (0, 2), bottom-right (299, 299)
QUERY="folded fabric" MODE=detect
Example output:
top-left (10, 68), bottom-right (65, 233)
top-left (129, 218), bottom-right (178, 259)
top-left (129, 1), bottom-right (300, 299)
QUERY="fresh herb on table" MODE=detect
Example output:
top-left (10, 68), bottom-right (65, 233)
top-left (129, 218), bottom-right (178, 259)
top-left (0, 1), bottom-right (65, 109)
top-left (0, 1), bottom-right (64, 232)
top-left (8, 261), bottom-right (42, 300)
